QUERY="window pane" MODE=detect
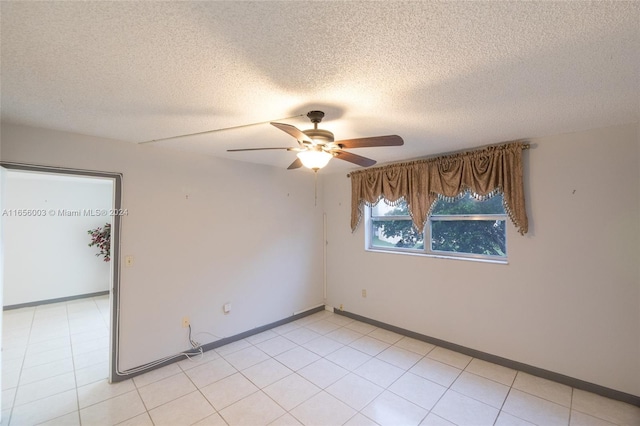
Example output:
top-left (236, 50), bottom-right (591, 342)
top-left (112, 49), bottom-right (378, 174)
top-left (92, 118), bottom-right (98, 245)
top-left (372, 219), bottom-right (424, 249)
top-left (432, 193), bottom-right (505, 215)
top-left (431, 220), bottom-right (506, 256)
top-left (371, 199), bottom-right (409, 217)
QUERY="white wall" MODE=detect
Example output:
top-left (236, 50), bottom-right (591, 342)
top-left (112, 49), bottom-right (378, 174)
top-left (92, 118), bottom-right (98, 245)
top-left (3, 172), bottom-right (113, 306)
top-left (323, 122), bottom-right (640, 397)
top-left (0, 123), bottom-right (325, 372)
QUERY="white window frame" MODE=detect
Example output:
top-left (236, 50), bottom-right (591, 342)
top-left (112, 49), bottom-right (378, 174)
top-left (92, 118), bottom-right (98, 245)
top-left (365, 198), bottom-right (508, 263)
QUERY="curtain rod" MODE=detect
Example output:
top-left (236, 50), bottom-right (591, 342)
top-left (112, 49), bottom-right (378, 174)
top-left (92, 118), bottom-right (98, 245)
top-left (346, 142), bottom-right (530, 178)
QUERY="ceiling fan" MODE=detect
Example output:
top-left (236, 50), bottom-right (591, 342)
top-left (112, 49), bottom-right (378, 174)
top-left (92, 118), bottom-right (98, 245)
top-left (227, 111), bottom-right (404, 171)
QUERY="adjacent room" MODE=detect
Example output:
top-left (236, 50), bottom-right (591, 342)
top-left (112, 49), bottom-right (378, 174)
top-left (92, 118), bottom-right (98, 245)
top-left (1, 2), bottom-right (638, 425)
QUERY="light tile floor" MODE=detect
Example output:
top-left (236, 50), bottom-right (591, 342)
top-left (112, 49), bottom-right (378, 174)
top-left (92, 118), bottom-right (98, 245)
top-left (2, 296), bottom-right (639, 425)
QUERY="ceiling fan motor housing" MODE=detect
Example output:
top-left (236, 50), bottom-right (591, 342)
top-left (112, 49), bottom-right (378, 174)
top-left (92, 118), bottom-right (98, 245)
top-left (306, 110), bottom-right (325, 123)
top-left (304, 111), bottom-right (334, 143)
top-left (303, 128), bottom-right (334, 143)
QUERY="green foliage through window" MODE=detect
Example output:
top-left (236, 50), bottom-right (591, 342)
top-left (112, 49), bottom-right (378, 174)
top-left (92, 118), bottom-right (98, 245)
top-left (368, 192), bottom-right (507, 260)
top-left (372, 202), bottom-right (424, 249)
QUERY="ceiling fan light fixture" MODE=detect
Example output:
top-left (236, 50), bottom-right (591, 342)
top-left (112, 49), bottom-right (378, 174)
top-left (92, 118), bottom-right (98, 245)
top-left (297, 150), bottom-right (332, 170)
top-left (227, 110), bottom-right (403, 170)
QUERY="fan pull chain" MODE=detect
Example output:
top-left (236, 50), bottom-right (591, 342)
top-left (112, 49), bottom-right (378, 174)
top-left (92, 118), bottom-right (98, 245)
top-left (314, 170), bottom-right (318, 206)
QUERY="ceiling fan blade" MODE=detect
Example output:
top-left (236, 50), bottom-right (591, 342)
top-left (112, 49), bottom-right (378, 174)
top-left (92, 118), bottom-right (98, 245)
top-left (271, 122), bottom-right (313, 143)
top-left (335, 135), bottom-right (404, 149)
top-left (334, 150), bottom-right (377, 167)
top-left (287, 158), bottom-right (303, 170)
top-left (227, 147), bottom-right (294, 152)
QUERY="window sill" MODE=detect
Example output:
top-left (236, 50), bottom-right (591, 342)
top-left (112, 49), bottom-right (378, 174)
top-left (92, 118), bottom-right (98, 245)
top-left (365, 247), bottom-right (509, 265)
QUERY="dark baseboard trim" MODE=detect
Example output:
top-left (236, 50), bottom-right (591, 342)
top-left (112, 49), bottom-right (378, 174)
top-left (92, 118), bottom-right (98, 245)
top-left (198, 306), bottom-right (326, 354)
top-left (3, 291), bottom-right (110, 310)
top-left (334, 309), bottom-right (640, 408)
top-left (112, 304), bottom-right (326, 382)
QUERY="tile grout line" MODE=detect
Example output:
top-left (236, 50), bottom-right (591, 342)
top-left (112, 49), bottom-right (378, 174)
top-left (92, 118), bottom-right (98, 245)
top-left (179, 356), bottom-right (226, 426)
top-left (320, 317), bottom-right (425, 424)
top-left (6, 303), bottom-right (81, 425)
top-left (219, 316), bottom-right (341, 425)
top-left (66, 301), bottom-right (83, 426)
top-left (492, 363), bottom-right (519, 426)
top-left (131, 366), bottom-right (157, 425)
top-left (67, 297), bottom-right (112, 424)
top-left (290, 315), bottom-right (358, 426)
top-left (419, 349), bottom-right (468, 425)
top-left (238, 330), bottom-right (311, 424)
top-left (567, 389), bottom-right (626, 426)
top-left (19, 301), bottom-right (90, 425)
top-left (356, 353), bottom-right (433, 425)
top-left (316, 321), bottom-right (431, 425)
top-left (220, 335), bottom-right (301, 425)
top-left (509, 372), bottom-right (583, 422)
top-left (6, 305), bottom-right (36, 426)
top-left (567, 387), bottom-right (574, 426)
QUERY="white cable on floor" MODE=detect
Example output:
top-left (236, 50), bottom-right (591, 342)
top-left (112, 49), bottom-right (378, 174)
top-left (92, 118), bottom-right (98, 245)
top-left (119, 324), bottom-right (205, 375)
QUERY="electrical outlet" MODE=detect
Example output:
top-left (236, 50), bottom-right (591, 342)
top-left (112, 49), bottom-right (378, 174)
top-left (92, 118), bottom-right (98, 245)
top-left (362, 289), bottom-right (367, 298)
top-left (125, 256), bottom-right (134, 267)
top-left (339, 304), bottom-right (344, 311)
top-left (182, 317), bottom-right (190, 328)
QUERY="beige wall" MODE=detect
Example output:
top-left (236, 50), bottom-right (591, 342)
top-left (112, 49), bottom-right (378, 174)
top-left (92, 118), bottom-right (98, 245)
top-left (0, 123), bottom-right (325, 372)
top-left (323, 122), bottom-right (640, 397)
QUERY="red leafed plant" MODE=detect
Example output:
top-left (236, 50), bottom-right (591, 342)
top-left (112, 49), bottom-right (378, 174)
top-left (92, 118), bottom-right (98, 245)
top-left (88, 223), bottom-right (111, 262)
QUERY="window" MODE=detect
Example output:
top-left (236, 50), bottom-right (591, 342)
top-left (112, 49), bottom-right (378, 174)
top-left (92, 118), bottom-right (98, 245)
top-left (367, 192), bottom-right (507, 261)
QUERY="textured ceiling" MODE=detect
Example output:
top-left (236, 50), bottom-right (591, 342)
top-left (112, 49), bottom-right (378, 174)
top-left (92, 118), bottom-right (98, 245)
top-left (1, 1), bottom-right (639, 173)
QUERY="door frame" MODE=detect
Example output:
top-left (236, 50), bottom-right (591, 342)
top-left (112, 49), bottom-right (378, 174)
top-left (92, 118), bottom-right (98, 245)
top-left (1, 161), bottom-right (122, 383)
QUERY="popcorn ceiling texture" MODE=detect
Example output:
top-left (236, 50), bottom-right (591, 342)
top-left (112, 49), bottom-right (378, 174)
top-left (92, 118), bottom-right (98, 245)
top-left (1, 1), bottom-right (638, 171)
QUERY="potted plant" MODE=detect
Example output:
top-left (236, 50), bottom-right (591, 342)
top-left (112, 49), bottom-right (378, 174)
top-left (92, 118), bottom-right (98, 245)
top-left (88, 222), bottom-right (111, 262)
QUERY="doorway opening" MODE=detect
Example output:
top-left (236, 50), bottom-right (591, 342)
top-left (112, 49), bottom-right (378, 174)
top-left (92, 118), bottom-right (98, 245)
top-left (1, 163), bottom-right (122, 403)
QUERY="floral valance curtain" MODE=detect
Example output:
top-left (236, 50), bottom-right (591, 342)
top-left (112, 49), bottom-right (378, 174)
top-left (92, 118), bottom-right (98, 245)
top-left (350, 141), bottom-right (529, 235)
